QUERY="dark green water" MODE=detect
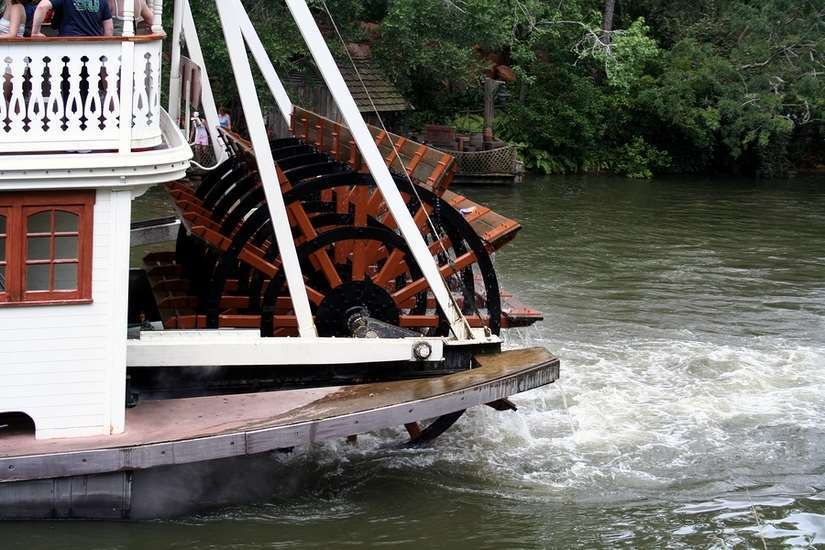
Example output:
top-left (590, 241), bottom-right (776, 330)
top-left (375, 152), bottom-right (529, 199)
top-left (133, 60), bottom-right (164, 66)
top-left (5, 175), bottom-right (825, 549)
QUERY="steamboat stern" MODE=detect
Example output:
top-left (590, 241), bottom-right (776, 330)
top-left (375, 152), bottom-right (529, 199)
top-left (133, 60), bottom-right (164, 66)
top-left (0, 0), bottom-right (558, 519)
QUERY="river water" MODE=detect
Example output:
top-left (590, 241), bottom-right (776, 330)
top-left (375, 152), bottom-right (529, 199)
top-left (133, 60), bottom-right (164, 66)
top-left (6, 175), bottom-right (825, 548)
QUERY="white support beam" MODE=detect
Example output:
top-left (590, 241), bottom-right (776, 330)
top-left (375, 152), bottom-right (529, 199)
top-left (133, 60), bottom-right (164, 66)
top-left (215, 0), bottom-right (317, 337)
top-left (283, 0), bottom-right (473, 340)
top-left (127, 331), bottom-right (444, 367)
top-left (182, 0), bottom-right (226, 162)
top-left (168, 0), bottom-right (184, 123)
top-left (183, 64), bottom-right (192, 140)
top-left (106, 189), bottom-right (135, 434)
top-left (237, 9), bottom-right (293, 124)
top-left (118, 0), bottom-right (136, 153)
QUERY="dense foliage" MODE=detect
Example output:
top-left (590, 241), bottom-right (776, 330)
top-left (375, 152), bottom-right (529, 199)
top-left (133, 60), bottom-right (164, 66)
top-left (195, 0), bottom-right (824, 177)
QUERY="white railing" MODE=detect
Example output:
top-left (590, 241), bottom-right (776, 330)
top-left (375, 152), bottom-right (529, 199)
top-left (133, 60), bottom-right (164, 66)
top-left (0, 36), bottom-right (163, 153)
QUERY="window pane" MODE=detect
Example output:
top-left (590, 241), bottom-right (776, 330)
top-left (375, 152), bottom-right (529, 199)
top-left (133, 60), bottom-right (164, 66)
top-left (54, 211), bottom-right (78, 233)
top-left (27, 212), bottom-right (51, 234)
top-left (55, 236), bottom-right (78, 260)
top-left (27, 236), bottom-right (50, 260)
top-left (54, 263), bottom-right (78, 290)
top-left (0, 237), bottom-right (4, 261)
top-left (0, 266), bottom-right (5, 292)
top-left (0, 215), bottom-right (5, 235)
top-left (26, 264), bottom-right (49, 291)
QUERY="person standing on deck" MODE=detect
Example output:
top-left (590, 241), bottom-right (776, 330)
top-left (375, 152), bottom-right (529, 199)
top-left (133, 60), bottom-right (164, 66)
top-left (218, 107), bottom-right (232, 132)
top-left (31, 0), bottom-right (113, 37)
top-left (191, 112), bottom-right (210, 164)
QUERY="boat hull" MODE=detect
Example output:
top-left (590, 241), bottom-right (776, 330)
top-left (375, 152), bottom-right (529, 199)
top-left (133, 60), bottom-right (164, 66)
top-left (0, 348), bottom-right (558, 519)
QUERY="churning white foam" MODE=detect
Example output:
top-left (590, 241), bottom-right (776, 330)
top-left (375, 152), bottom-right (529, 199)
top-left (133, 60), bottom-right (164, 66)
top-left (464, 332), bottom-right (825, 497)
top-left (298, 330), bottom-right (825, 504)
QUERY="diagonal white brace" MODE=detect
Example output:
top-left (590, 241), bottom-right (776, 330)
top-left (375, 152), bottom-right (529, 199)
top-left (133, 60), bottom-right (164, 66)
top-left (215, 0), bottom-right (318, 337)
top-left (182, 0), bottom-right (227, 163)
top-left (236, 10), bottom-right (293, 124)
top-left (168, 0), bottom-right (183, 123)
top-left (283, 0), bottom-right (474, 340)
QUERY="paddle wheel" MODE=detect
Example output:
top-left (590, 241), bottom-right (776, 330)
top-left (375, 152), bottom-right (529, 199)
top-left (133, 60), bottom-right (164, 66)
top-left (146, 112), bottom-right (537, 341)
top-left (121, 0), bottom-right (550, 437)
top-left (119, 0), bottom-right (548, 404)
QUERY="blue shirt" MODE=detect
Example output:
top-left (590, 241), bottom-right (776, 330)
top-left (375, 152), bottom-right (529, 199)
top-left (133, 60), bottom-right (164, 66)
top-left (24, 3), bottom-right (36, 35)
top-left (51, 0), bottom-right (112, 37)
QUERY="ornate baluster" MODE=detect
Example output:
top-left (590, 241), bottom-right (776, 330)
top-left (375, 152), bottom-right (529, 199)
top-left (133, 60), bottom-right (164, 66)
top-left (149, 49), bottom-right (161, 125)
top-left (122, 0), bottom-right (135, 37)
top-left (64, 54), bottom-right (84, 135)
top-left (152, 0), bottom-right (163, 34)
top-left (26, 53), bottom-right (47, 137)
top-left (0, 57), bottom-right (8, 133)
top-left (84, 52), bottom-right (104, 132)
top-left (100, 53), bottom-right (117, 135)
top-left (7, 54), bottom-right (27, 134)
top-left (132, 50), bottom-right (151, 134)
top-left (101, 54), bottom-right (114, 135)
top-left (44, 55), bottom-right (64, 133)
top-left (19, 56), bottom-right (32, 133)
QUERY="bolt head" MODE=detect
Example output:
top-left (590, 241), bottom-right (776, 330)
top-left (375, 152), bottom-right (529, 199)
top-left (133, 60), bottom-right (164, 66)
top-left (413, 341), bottom-right (432, 360)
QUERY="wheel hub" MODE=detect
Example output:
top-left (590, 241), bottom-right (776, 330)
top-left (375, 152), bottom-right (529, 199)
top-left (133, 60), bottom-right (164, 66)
top-left (316, 281), bottom-right (400, 337)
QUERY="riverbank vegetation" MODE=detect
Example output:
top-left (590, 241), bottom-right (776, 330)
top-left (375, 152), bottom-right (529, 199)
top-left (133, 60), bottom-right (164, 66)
top-left (195, 1), bottom-right (824, 177)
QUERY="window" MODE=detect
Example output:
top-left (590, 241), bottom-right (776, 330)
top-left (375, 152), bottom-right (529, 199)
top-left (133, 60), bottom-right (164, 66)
top-left (0, 191), bottom-right (94, 306)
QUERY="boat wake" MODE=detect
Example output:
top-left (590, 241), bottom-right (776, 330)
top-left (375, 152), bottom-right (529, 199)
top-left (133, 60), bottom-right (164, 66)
top-left (197, 330), bottom-right (825, 547)
top-left (280, 331), bottom-right (825, 496)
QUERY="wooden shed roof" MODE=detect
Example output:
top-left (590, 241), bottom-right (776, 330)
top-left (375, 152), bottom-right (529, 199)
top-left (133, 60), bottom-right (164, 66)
top-left (338, 55), bottom-right (411, 113)
top-left (290, 54), bottom-right (410, 114)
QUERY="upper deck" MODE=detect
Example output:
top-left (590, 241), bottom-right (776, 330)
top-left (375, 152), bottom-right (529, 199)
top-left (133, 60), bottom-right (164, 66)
top-left (0, 4), bottom-right (191, 190)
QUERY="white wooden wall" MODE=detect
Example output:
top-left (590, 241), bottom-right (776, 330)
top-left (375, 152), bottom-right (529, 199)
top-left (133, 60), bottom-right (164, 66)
top-left (0, 189), bottom-right (132, 440)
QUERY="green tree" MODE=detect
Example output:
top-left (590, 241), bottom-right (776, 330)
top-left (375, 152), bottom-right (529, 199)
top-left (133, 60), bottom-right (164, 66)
top-left (186, 0), bottom-right (824, 178)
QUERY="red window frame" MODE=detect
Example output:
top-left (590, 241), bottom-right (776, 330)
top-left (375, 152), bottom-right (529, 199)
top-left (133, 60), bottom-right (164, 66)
top-left (0, 206), bottom-right (8, 301)
top-left (0, 191), bottom-right (95, 307)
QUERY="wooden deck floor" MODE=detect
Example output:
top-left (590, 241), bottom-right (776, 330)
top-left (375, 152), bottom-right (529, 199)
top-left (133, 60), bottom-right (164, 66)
top-left (0, 348), bottom-right (559, 482)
